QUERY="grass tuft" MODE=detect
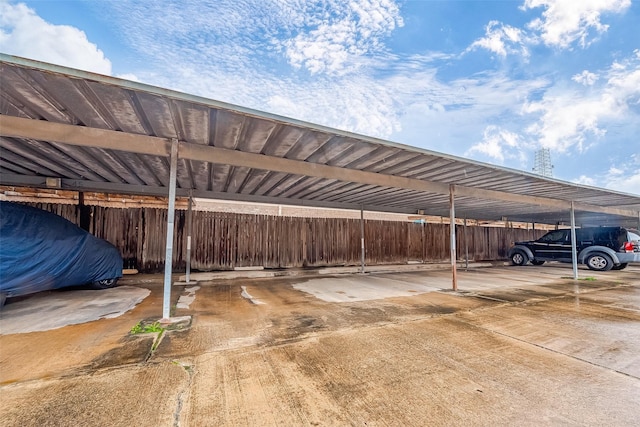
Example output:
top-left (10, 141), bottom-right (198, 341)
top-left (131, 321), bottom-right (164, 334)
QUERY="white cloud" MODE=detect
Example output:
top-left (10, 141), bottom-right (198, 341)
top-left (523, 0), bottom-right (631, 49)
top-left (281, 0), bottom-right (404, 75)
top-left (605, 154), bottom-right (640, 195)
top-left (572, 175), bottom-right (597, 186)
top-left (388, 69), bottom-right (549, 158)
top-left (576, 155), bottom-right (640, 196)
top-left (608, 166), bottom-right (624, 175)
top-left (523, 52), bottom-right (640, 153)
top-left (523, 95), bottom-right (611, 152)
top-left (0, 0), bottom-right (112, 75)
top-left (608, 172), bottom-right (640, 195)
top-left (100, 0), bottom-right (403, 77)
top-left (606, 56), bottom-right (640, 103)
top-left (465, 125), bottom-right (527, 163)
top-left (470, 0), bottom-right (632, 58)
top-left (468, 20), bottom-right (530, 58)
top-left (572, 70), bottom-right (598, 86)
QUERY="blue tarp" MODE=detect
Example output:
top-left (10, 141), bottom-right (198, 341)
top-left (0, 201), bottom-right (122, 298)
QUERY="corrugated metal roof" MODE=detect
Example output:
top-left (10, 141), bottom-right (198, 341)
top-left (1, 54), bottom-right (639, 227)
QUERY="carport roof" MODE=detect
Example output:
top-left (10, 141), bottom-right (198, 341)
top-left (1, 54), bottom-right (639, 227)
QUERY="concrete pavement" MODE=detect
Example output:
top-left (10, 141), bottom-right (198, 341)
top-left (1, 264), bottom-right (639, 426)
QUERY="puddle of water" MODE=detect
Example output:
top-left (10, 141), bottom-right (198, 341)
top-left (177, 286), bottom-right (200, 309)
top-left (293, 277), bottom-right (436, 302)
top-left (241, 286), bottom-right (266, 305)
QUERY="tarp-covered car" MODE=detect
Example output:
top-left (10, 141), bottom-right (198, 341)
top-left (0, 201), bottom-right (122, 304)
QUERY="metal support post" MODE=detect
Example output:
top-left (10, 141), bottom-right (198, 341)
top-left (570, 201), bottom-right (578, 280)
top-left (162, 139), bottom-right (179, 320)
top-left (464, 217), bottom-right (469, 271)
top-left (186, 190), bottom-right (193, 284)
top-left (449, 185), bottom-right (457, 291)
top-left (360, 205), bottom-right (365, 274)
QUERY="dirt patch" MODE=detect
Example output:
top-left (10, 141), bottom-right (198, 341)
top-left (90, 335), bottom-right (157, 370)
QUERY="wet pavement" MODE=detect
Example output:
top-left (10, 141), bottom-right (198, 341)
top-left (1, 264), bottom-right (639, 426)
top-left (0, 286), bottom-right (150, 334)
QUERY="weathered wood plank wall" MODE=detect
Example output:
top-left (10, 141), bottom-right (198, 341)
top-left (25, 203), bottom-right (544, 273)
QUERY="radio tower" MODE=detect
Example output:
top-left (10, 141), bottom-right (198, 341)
top-left (532, 148), bottom-right (553, 177)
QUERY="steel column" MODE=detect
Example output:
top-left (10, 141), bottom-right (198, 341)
top-left (450, 185), bottom-right (457, 291)
top-left (360, 205), bottom-right (365, 274)
top-left (185, 192), bottom-right (193, 283)
top-left (162, 139), bottom-right (179, 320)
top-left (464, 217), bottom-right (469, 271)
top-left (570, 201), bottom-right (578, 280)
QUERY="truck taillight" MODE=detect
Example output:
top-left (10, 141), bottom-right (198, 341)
top-left (623, 242), bottom-right (634, 252)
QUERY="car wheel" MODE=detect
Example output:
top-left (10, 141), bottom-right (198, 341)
top-left (531, 260), bottom-right (545, 266)
top-left (90, 278), bottom-right (119, 290)
top-left (611, 263), bottom-right (628, 270)
top-left (510, 251), bottom-right (528, 266)
top-left (585, 253), bottom-right (613, 271)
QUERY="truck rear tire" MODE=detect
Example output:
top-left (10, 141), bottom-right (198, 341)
top-left (586, 253), bottom-right (613, 271)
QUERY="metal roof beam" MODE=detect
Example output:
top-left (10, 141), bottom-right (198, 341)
top-left (0, 172), bottom-right (419, 215)
top-left (0, 115), bottom-right (170, 156)
top-left (1, 115), bottom-right (638, 219)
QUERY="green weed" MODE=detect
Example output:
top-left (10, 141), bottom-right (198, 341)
top-left (131, 321), bottom-right (165, 334)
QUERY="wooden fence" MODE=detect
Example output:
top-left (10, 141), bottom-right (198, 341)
top-left (26, 203), bottom-right (544, 273)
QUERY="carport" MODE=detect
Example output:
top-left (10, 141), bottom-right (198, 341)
top-left (2, 54), bottom-right (639, 319)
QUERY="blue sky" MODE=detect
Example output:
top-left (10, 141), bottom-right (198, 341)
top-left (1, 0), bottom-right (639, 195)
